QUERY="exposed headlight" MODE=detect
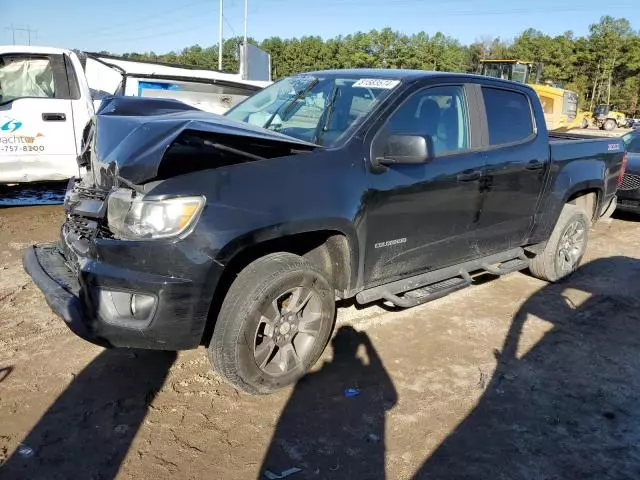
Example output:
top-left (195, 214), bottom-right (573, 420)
top-left (107, 188), bottom-right (205, 240)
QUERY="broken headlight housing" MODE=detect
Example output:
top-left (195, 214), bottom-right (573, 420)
top-left (107, 188), bottom-right (205, 240)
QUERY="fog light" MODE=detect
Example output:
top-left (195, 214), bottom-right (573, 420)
top-left (130, 294), bottom-right (156, 321)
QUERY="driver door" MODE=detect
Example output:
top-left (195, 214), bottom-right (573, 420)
top-left (0, 52), bottom-right (78, 182)
top-left (363, 83), bottom-right (486, 286)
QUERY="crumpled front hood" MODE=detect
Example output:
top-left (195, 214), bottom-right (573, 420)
top-left (89, 96), bottom-right (319, 187)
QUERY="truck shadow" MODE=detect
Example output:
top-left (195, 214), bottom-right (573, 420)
top-left (260, 325), bottom-right (398, 479)
top-left (0, 349), bottom-right (176, 480)
top-left (413, 256), bottom-right (640, 479)
top-left (0, 366), bottom-right (13, 383)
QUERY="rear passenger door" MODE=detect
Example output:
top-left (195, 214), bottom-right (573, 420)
top-left (473, 86), bottom-right (549, 255)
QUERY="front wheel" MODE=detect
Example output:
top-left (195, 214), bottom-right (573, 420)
top-left (529, 204), bottom-right (589, 283)
top-left (603, 119), bottom-right (616, 131)
top-left (581, 118), bottom-right (589, 129)
top-left (208, 252), bottom-right (335, 395)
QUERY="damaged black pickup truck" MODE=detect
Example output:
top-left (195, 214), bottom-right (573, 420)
top-left (24, 70), bottom-right (626, 394)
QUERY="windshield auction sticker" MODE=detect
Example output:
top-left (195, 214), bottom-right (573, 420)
top-left (352, 79), bottom-right (400, 89)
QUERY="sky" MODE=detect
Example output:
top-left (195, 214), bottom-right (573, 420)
top-left (2, 0), bottom-right (640, 54)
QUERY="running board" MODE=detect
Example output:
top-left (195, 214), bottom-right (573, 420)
top-left (481, 252), bottom-right (529, 275)
top-left (355, 248), bottom-right (524, 306)
top-left (382, 277), bottom-right (471, 308)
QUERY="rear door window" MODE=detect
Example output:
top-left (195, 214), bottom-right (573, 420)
top-left (482, 87), bottom-right (534, 146)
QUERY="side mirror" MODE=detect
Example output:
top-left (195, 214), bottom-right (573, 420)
top-left (377, 134), bottom-right (430, 165)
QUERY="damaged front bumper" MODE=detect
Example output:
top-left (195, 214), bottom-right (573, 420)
top-left (23, 243), bottom-right (104, 346)
top-left (23, 239), bottom-right (222, 350)
top-left (23, 179), bottom-right (224, 350)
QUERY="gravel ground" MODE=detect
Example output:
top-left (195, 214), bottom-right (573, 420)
top-left (1, 203), bottom-right (640, 480)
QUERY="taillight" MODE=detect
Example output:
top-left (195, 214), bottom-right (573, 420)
top-left (618, 151), bottom-right (628, 186)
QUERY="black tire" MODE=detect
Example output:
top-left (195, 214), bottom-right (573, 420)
top-left (603, 119), bottom-right (616, 131)
top-left (581, 118), bottom-right (589, 129)
top-left (529, 204), bottom-right (589, 283)
top-left (208, 252), bottom-right (335, 395)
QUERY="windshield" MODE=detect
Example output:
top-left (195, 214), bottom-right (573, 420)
top-left (622, 131), bottom-right (640, 153)
top-left (594, 105), bottom-right (610, 116)
top-left (482, 63), bottom-right (511, 81)
top-left (225, 74), bottom-right (400, 146)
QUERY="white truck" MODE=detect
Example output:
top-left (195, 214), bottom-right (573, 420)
top-left (0, 45), bottom-right (271, 184)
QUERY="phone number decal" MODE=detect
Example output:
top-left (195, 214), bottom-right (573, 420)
top-left (0, 145), bottom-right (45, 153)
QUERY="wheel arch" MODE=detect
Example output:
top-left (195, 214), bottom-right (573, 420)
top-left (200, 223), bottom-right (358, 345)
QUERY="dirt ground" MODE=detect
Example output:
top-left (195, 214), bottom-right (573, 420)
top-left (1, 203), bottom-right (640, 480)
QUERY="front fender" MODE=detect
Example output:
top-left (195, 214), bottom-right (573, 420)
top-left (214, 218), bottom-right (361, 292)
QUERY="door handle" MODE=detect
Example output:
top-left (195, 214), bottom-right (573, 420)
top-left (525, 160), bottom-right (544, 170)
top-left (457, 169), bottom-right (481, 182)
top-left (42, 112), bottom-right (66, 122)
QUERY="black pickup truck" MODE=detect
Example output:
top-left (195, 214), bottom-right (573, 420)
top-left (24, 70), bottom-right (626, 394)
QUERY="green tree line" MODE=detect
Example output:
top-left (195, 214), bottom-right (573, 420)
top-left (116, 16), bottom-right (640, 115)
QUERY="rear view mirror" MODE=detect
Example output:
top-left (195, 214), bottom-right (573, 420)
top-left (378, 134), bottom-right (430, 165)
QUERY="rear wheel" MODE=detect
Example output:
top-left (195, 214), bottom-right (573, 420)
top-left (529, 204), bottom-right (589, 282)
top-left (208, 252), bottom-right (335, 395)
top-left (603, 119), bottom-right (616, 131)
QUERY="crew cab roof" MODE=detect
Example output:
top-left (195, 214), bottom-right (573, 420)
top-left (301, 68), bottom-right (536, 90)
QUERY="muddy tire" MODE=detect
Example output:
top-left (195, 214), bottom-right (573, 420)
top-left (529, 204), bottom-right (589, 283)
top-left (208, 252), bottom-right (335, 395)
top-left (603, 119), bottom-right (616, 131)
top-left (581, 118), bottom-right (589, 129)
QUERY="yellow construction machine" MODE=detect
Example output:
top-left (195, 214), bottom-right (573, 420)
top-left (479, 60), bottom-right (587, 131)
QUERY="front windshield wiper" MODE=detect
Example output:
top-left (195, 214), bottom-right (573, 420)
top-left (262, 78), bottom-right (319, 130)
top-left (313, 85), bottom-right (340, 145)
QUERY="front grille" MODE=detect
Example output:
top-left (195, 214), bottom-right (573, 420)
top-left (619, 173), bottom-right (640, 191)
top-left (61, 180), bottom-right (110, 262)
top-left (66, 215), bottom-right (99, 239)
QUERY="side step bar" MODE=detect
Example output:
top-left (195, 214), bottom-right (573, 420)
top-left (356, 248), bottom-right (529, 308)
top-left (481, 252), bottom-right (529, 276)
top-left (381, 276), bottom-right (471, 309)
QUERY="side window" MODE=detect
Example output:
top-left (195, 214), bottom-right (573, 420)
top-left (0, 55), bottom-right (56, 103)
top-left (482, 87), bottom-right (534, 145)
top-left (383, 85), bottom-right (470, 156)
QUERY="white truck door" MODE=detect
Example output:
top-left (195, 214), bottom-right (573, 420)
top-left (0, 51), bottom-right (80, 183)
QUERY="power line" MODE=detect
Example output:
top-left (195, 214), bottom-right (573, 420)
top-left (104, 18), bottom-right (214, 45)
top-left (4, 25), bottom-right (37, 45)
top-left (68, 0), bottom-right (213, 37)
top-left (85, 8), bottom-right (216, 40)
top-left (223, 15), bottom-right (238, 38)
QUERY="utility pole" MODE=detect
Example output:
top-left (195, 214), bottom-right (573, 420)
top-left (590, 61), bottom-right (600, 112)
top-left (218, 0), bottom-right (224, 70)
top-left (5, 25), bottom-right (15, 44)
top-left (242, 0), bottom-right (248, 79)
top-left (243, 0), bottom-right (248, 46)
top-left (5, 25), bottom-right (36, 45)
top-left (607, 52), bottom-right (617, 107)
